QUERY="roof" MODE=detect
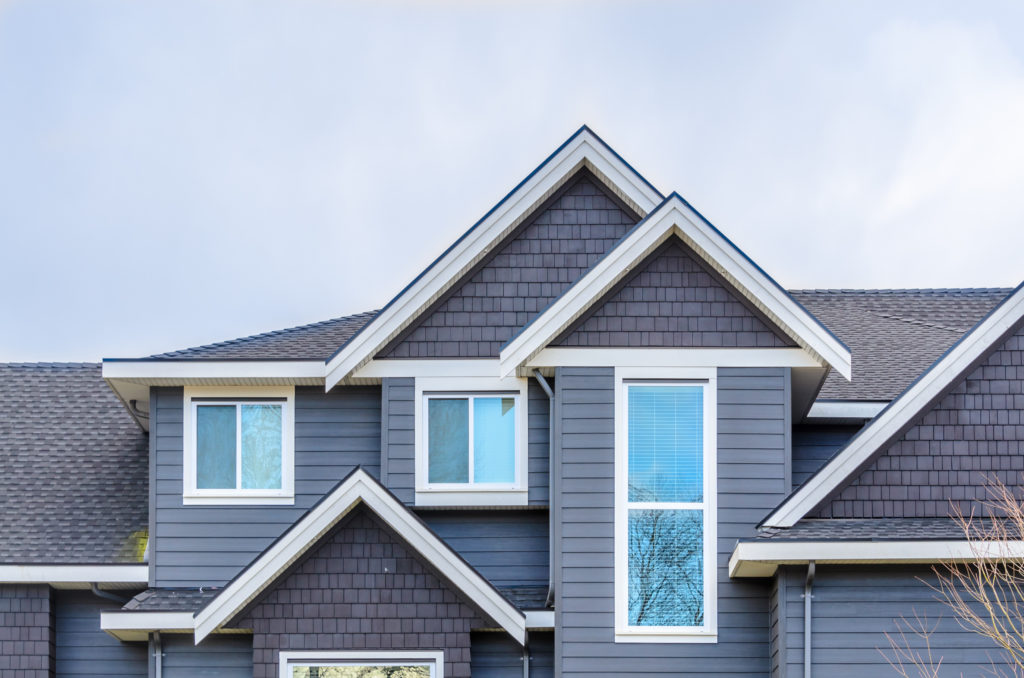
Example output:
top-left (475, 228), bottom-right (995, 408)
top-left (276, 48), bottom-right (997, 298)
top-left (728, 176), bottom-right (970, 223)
top-left (144, 310), bottom-right (378, 360)
top-left (793, 288), bottom-right (1010, 400)
top-left (0, 363), bottom-right (148, 564)
top-left (757, 518), bottom-right (969, 542)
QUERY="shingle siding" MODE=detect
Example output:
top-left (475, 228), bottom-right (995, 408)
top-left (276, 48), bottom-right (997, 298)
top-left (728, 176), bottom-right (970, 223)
top-left (0, 585), bottom-right (53, 678)
top-left (554, 366), bottom-right (788, 677)
top-left (816, 323), bottom-right (1024, 519)
top-left (236, 508), bottom-right (491, 678)
top-left (53, 591), bottom-right (146, 678)
top-left (381, 172), bottom-right (640, 359)
top-left (557, 239), bottom-right (796, 348)
top-left (153, 384), bottom-right (382, 587)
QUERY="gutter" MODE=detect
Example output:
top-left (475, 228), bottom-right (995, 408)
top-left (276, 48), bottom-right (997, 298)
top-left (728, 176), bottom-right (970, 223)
top-left (532, 371), bottom-right (556, 608)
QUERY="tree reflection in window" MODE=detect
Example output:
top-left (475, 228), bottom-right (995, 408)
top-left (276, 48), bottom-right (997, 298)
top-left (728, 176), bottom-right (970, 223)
top-left (627, 509), bottom-right (703, 626)
top-left (291, 665), bottom-right (432, 678)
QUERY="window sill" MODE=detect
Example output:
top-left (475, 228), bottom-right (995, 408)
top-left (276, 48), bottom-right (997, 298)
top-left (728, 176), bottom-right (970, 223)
top-left (182, 494), bottom-right (295, 506)
top-left (414, 489), bottom-right (529, 508)
top-left (614, 631), bottom-right (718, 644)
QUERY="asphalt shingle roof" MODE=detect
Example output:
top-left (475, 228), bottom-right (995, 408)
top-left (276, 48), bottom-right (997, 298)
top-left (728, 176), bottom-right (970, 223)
top-left (0, 363), bottom-right (148, 564)
top-left (757, 518), bottom-right (970, 541)
top-left (792, 288), bottom-right (1011, 401)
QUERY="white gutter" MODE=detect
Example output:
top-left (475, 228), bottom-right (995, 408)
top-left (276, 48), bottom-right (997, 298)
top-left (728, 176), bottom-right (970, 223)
top-left (0, 564), bottom-right (148, 585)
top-left (805, 401), bottom-right (887, 420)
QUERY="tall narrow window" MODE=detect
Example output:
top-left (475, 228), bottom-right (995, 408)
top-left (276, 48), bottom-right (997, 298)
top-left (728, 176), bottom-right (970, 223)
top-left (615, 374), bottom-right (716, 642)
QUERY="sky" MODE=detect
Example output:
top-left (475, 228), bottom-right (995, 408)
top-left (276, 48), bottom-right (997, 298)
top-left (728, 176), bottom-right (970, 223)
top-left (2, 0), bottom-right (1024, 362)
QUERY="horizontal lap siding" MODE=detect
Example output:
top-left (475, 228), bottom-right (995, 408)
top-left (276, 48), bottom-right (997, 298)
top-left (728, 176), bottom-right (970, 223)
top-left (791, 425), bottom-right (861, 490)
top-left (161, 634), bottom-right (252, 678)
top-left (420, 511), bottom-right (548, 588)
top-left (153, 385), bottom-right (382, 587)
top-left (782, 565), bottom-right (1012, 677)
top-left (556, 366), bottom-right (787, 677)
top-left (471, 631), bottom-right (554, 678)
top-left (54, 591), bottom-right (146, 678)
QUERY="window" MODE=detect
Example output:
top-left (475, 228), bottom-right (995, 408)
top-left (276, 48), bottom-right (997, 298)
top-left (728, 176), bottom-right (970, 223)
top-left (183, 386), bottom-right (295, 505)
top-left (414, 377), bottom-right (528, 507)
top-left (614, 369), bottom-right (717, 642)
top-left (279, 651), bottom-right (443, 678)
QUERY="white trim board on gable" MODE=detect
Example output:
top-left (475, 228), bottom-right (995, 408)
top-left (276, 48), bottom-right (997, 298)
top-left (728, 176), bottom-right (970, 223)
top-left (498, 194), bottom-right (852, 380)
top-left (324, 127), bottom-right (664, 389)
top-left (763, 283), bottom-right (1024, 529)
top-left (192, 468), bottom-right (526, 644)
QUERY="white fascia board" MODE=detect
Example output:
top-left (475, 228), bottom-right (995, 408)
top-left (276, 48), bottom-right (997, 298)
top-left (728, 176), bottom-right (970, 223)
top-left (499, 196), bottom-right (851, 379)
top-left (764, 285), bottom-right (1024, 528)
top-left (352, 359), bottom-right (501, 380)
top-left (324, 130), bottom-right (662, 390)
top-left (529, 347), bottom-right (820, 370)
top-left (100, 611), bottom-right (195, 641)
top-left (102, 360), bottom-right (324, 382)
top-left (729, 539), bottom-right (1024, 578)
top-left (0, 564), bottom-right (148, 584)
top-left (193, 469), bottom-right (526, 645)
top-left (806, 400), bottom-right (888, 420)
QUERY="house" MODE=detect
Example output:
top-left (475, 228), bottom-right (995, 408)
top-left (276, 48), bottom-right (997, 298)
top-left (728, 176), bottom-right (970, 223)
top-left (2, 126), bottom-right (1022, 677)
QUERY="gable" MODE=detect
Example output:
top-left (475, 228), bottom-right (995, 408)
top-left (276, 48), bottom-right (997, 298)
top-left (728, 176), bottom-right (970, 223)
top-left (379, 171), bottom-right (641, 358)
top-left (554, 238), bottom-right (796, 349)
top-left (815, 321), bottom-right (1024, 519)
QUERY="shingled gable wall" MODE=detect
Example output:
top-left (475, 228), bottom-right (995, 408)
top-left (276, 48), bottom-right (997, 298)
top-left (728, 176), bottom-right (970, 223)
top-left (816, 321), bottom-right (1024, 519)
top-left (231, 506), bottom-right (496, 678)
top-left (555, 238), bottom-right (797, 348)
top-left (379, 169), bottom-right (641, 359)
top-left (0, 585), bottom-right (53, 678)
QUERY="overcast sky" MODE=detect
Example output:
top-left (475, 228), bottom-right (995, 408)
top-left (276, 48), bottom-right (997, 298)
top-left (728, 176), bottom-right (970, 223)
top-left (2, 0), bottom-right (1024, 362)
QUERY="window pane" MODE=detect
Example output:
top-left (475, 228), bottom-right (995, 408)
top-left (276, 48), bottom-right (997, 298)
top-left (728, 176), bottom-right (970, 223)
top-left (628, 509), bottom-right (703, 627)
top-left (473, 397), bottom-right (516, 483)
top-left (428, 398), bottom-right (469, 483)
top-left (291, 666), bottom-right (431, 678)
top-left (196, 405), bottom-right (236, 489)
top-left (241, 404), bottom-right (283, 490)
top-left (628, 385), bottom-right (703, 503)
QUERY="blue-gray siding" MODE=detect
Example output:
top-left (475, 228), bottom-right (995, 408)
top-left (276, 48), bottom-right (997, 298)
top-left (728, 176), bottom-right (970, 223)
top-left (471, 632), bottom-right (554, 678)
top-left (160, 635), bottom-right (252, 678)
top-left (781, 565), bottom-right (1012, 677)
top-left (554, 366), bottom-right (788, 677)
top-left (152, 384), bottom-right (382, 587)
top-left (54, 591), bottom-right (146, 678)
top-left (420, 510), bottom-right (548, 588)
top-left (381, 377), bottom-right (551, 506)
top-left (791, 425), bottom-right (862, 490)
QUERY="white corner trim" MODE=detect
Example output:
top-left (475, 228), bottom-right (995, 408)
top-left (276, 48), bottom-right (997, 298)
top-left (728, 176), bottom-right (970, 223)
top-left (324, 129), bottom-right (662, 390)
top-left (102, 360), bottom-right (325, 382)
top-left (764, 286), bottom-right (1024, 528)
top-left (729, 539), bottom-right (1024, 578)
top-left (100, 611), bottom-right (196, 641)
top-left (193, 469), bottom-right (526, 645)
top-left (279, 651), bottom-right (446, 678)
top-left (805, 400), bottom-right (888, 420)
top-left (525, 610), bottom-right (554, 629)
top-left (0, 565), bottom-right (148, 584)
top-left (529, 347), bottom-right (820, 370)
top-left (498, 196), bottom-right (851, 381)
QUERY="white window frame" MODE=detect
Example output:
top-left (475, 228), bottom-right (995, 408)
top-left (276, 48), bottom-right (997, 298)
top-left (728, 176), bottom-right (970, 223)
top-left (279, 650), bottom-right (444, 678)
top-left (414, 376), bottom-right (529, 507)
top-left (614, 367), bottom-right (718, 643)
top-left (183, 385), bottom-right (295, 506)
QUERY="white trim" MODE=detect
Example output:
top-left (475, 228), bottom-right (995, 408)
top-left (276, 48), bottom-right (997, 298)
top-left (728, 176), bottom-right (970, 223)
top-left (525, 610), bottom-right (555, 628)
top-left (100, 611), bottom-right (195, 641)
top-left (499, 197), bottom-right (851, 381)
top-left (805, 400), bottom-right (888, 420)
top-left (102, 360), bottom-right (324, 382)
top-left (324, 129), bottom-right (663, 389)
top-left (613, 367), bottom-right (718, 643)
top-left (414, 377), bottom-right (529, 507)
top-left (352, 359), bottom-right (501, 379)
top-left (729, 539), bottom-right (1024, 578)
top-left (764, 285), bottom-right (1024, 528)
top-left (182, 386), bottom-right (295, 505)
top-left (0, 564), bottom-right (148, 584)
top-left (529, 347), bottom-right (820, 370)
top-left (279, 651), bottom-right (445, 678)
top-left (193, 468), bottom-right (526, 644)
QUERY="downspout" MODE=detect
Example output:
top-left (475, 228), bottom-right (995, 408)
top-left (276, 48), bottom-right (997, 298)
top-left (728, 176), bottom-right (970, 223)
top-left (803, 561), bottom-right (816, 678)
top-left (522, 631), bottom-right (530, 678)
top-left (533, 370), bottom-right (556, 608)
top-left (90, 582), bottom-right (129, 605)
top-left (153, 631), bottom-right (162, 678)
